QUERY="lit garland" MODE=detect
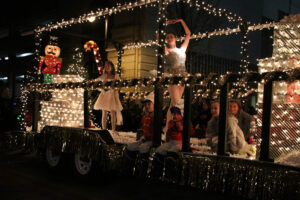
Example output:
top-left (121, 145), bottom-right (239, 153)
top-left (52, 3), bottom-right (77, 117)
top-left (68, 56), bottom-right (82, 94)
top-left (156, 0), bottom-right (168, 78)
top-left (28, 70), bottom-right (300, 106)
top-left (27, 72), bottom-right (268, 100)
top-left (122, 22), bottom-right (278, 50)
top-left (33, 0), bottom-right (248, 34)
top-left (34, 0), bottom-right (160, 33)
top-left (113, 42), bottom-right (124, 76)
top-left (19, 83), bottom-right (29, 131)
top-left (19, 70), bottom-right (39, 131)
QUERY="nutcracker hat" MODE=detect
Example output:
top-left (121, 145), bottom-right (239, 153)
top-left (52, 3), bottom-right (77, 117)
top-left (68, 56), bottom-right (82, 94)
top-left (143, 92), bottom-right (154, 103)
top-left (48, 36), bottom-right (59, 46)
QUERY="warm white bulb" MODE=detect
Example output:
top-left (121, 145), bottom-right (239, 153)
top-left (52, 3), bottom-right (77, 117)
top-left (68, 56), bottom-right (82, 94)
top-left (88, 16), bottom-right (96, 22)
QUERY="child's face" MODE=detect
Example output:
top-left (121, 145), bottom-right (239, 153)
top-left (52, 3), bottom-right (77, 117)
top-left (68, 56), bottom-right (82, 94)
top-left (166, 33), bottom-right (176, 46)
top-left (145, 102), bottom-right (154, 113)
top-left (211, 102), bottom-right (220, 117)
top-left (229, 102), bottom-right (239, 115)
top-left (172, 113), bottom-right (182, 121)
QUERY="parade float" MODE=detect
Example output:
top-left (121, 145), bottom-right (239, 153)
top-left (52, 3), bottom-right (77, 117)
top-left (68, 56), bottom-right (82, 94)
top-left (2, 1), bottom-right (299, 199)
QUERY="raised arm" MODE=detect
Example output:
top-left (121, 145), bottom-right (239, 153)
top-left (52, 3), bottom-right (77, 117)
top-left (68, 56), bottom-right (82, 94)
top-left (167, 19), bottom-right (191, 50)
top-left (178, 19), bottom-right (191, 50)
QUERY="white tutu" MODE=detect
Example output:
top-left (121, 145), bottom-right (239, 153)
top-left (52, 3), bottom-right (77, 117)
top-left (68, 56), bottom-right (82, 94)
top-left (94, 89), bottom-right (123, 111)
top-left (93, 74), bottom-right (123, 125)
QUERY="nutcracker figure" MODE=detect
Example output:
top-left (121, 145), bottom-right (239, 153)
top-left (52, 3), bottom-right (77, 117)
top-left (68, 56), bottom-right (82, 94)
top-left (39, 36), bottom-right (62, 83)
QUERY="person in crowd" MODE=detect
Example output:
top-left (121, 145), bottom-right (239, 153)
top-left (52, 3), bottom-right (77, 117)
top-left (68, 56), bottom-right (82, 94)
top-left (160, 19), bottom-right (191, 133)
top-left (156, 106), bottom-right (194, 155)
top-left (206, 100), bottom-right (255, 156)
top-left (94, 60), bottom-right (123, 135)
top-left (127, 93), bottom-right (154, 154)
top-left (206, 100), bottom-right (220, 152)
top-left (226, 112), bottom-right (256, 156)
top-left (193, 99), bottom-right (211, 138)
top-left (228, 99), bottom-right (256, 144)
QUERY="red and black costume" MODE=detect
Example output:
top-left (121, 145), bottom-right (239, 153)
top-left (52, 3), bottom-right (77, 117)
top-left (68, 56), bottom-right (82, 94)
top-left (141, 112), bottom-right (154, 141)
top-left (167, 120), bottom-right (194, 141)
top-left (39, 55), bottom-right (62, 74)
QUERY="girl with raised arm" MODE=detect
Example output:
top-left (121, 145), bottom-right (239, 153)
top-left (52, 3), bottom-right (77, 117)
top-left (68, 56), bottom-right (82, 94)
top-left (163, 19), bottom-right (191, 133)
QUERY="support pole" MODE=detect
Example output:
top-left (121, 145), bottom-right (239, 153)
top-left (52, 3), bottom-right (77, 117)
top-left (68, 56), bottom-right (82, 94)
top-left (153, 86), bottom-right (163, 147)
top-left (32, 92), bottom-right (39, 132)
top-left (153, 0), bottom-right (166, 147)
top-left (182, 85), bottom-right (192, 152)
top-left (217, 83), bottom-right (229, 156)
top-left (84, 90), bottom-right (89, 128)
top-left (105, 17), bottom-right (108, 49)
top-left (113, 42), bottom-right (124, 77)
top-left (259, 81), bottom-right (273, 161)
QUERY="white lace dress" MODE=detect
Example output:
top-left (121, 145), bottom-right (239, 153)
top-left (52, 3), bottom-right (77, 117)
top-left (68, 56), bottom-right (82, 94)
top-left (93, 74), bottom-right (123, 125)
top-left (165, 47), bottom-right (187, 74)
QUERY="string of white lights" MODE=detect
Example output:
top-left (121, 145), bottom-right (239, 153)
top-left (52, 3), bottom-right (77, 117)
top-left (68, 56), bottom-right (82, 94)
top-left (35, 0), bottom-right (160, 33)
top-left (123, 22), bottom-right (279, 49)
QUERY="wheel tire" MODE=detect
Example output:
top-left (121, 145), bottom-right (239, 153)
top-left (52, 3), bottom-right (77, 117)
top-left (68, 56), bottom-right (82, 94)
top-left (73, 153), bottom-right (93, 176)
top-left (45, 147), bottom-right (61, 168)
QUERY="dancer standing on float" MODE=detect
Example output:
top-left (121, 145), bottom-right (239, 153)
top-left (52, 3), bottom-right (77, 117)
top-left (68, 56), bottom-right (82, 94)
top-left (94, 60), bottom-right (123, 135)
top-left (162, 19), bottom-right (191, 133)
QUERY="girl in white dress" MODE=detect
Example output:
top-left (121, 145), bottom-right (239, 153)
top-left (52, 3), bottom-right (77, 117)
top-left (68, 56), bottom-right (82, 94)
top-left (164, 19), bottom-right (191, 133)
top-left (94, 61), bottom-right (123, 134)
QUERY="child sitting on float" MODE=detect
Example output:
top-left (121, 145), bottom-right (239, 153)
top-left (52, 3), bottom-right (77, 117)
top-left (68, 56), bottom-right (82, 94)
top-left (127, 93), bottom-right (154, 154)
top-left (156, 106), bottom-right (194, 155)
top-left (206, 100), bottom-right (256, 156)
